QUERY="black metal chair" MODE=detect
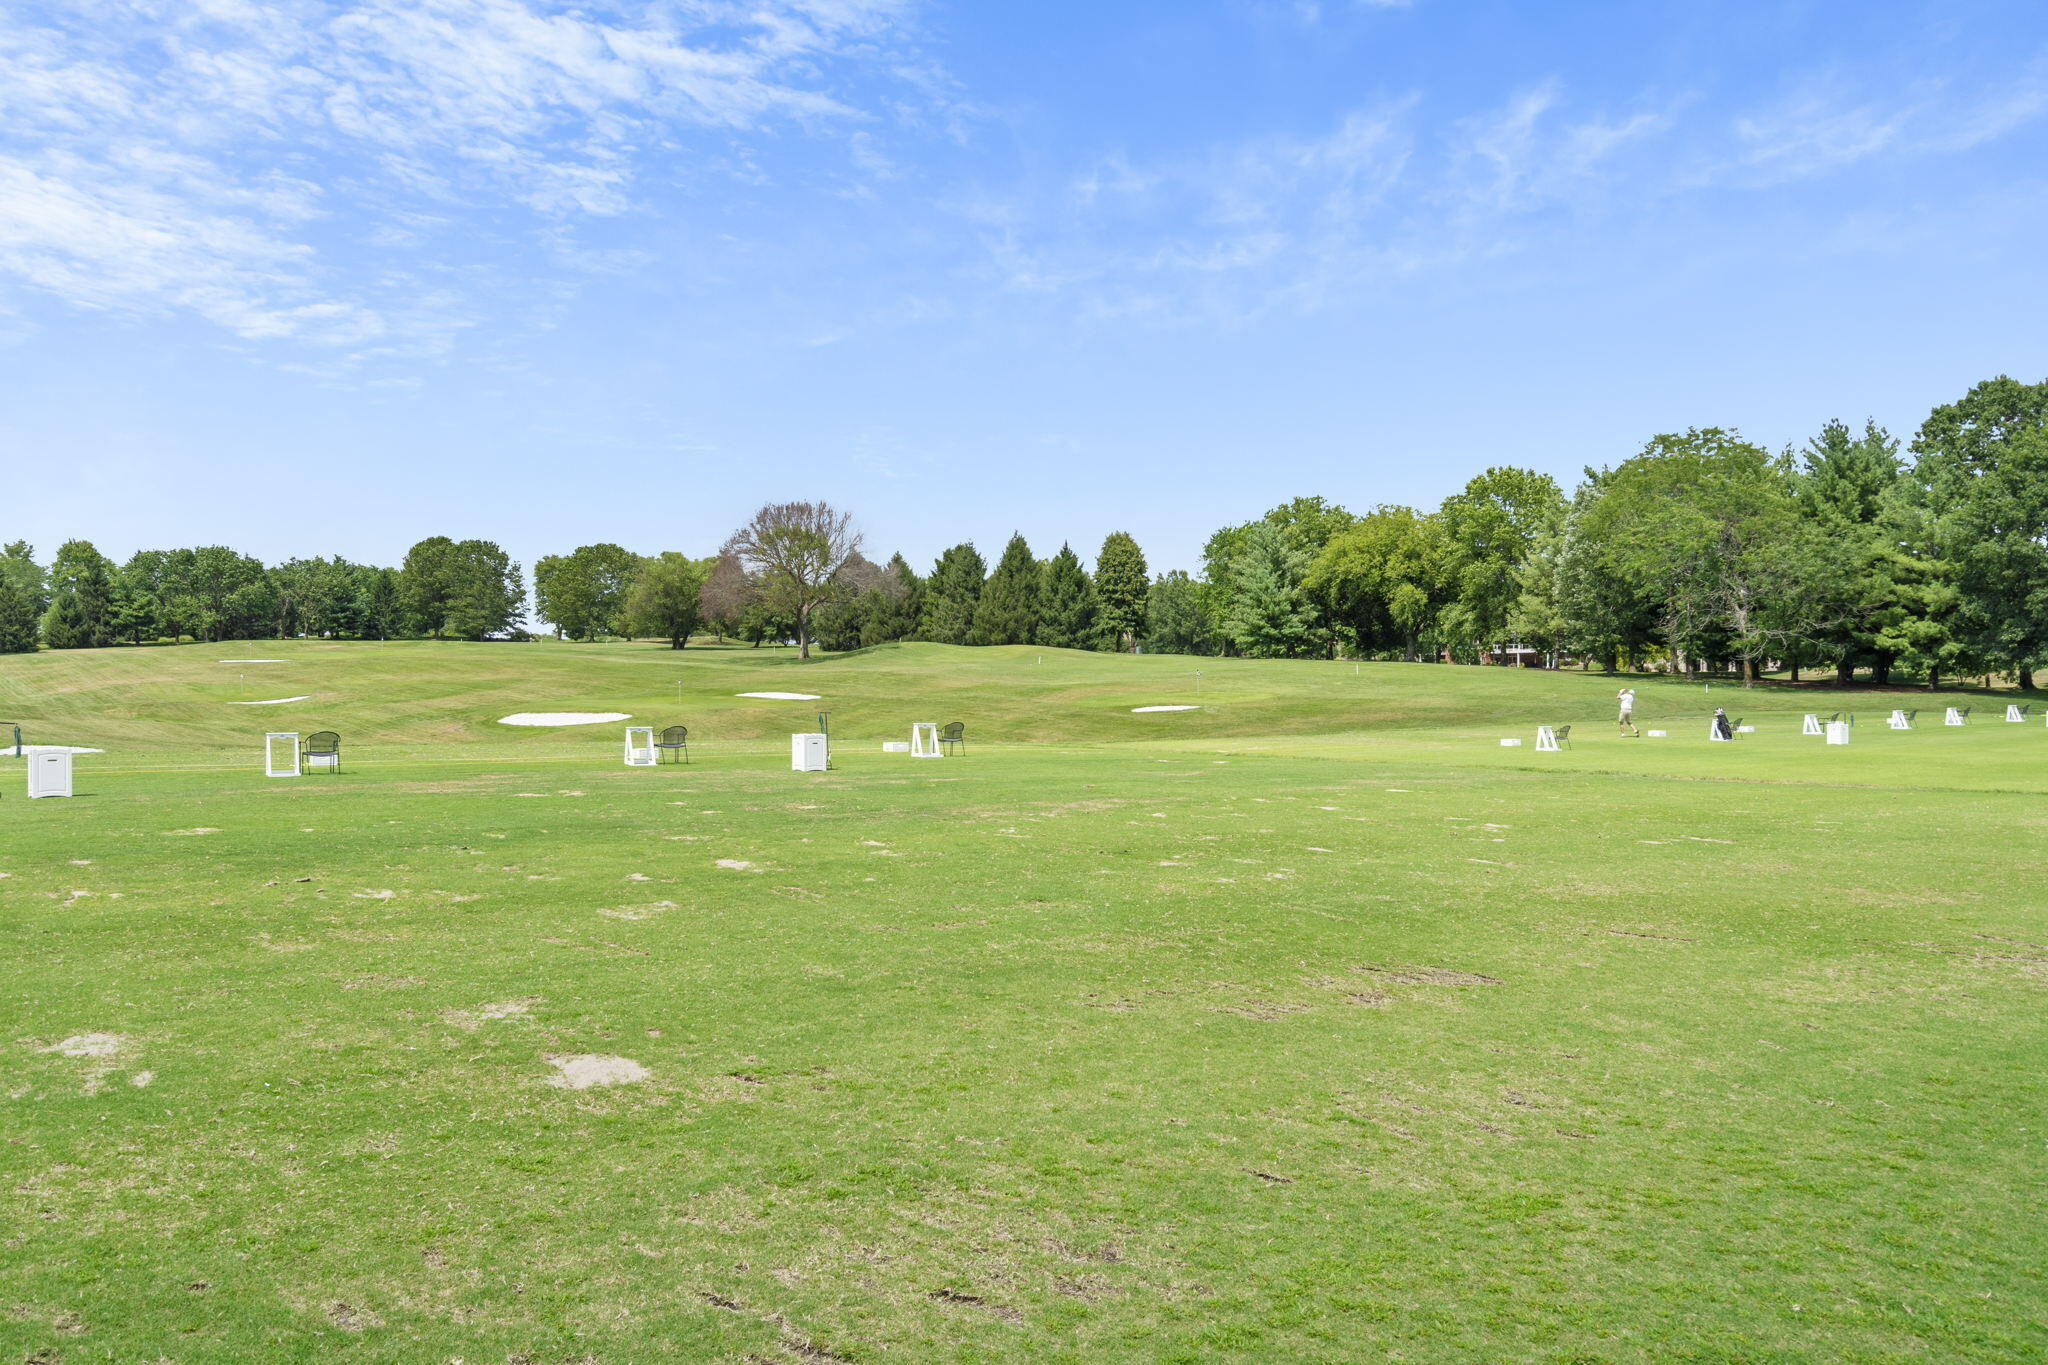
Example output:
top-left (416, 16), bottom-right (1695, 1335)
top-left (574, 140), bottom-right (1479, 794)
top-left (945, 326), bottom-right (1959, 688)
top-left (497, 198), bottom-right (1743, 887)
top-left (1554, 724), bottom-right (1572, 749)
top-left (1730, 717), bottom-right (1745, 739)
top-left (303, 731), bottom-right (341, 773)
top-left (1955, 706), bottom-right (1972, 720)
top-left (939, 721), bottom-right (966, 756)
top-left (656, 725), bottom-right (689, 764)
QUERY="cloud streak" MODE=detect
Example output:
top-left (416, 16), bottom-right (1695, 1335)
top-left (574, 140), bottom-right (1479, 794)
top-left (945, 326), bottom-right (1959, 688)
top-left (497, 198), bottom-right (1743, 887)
top-left (0, 0), bottom-right (931, 351)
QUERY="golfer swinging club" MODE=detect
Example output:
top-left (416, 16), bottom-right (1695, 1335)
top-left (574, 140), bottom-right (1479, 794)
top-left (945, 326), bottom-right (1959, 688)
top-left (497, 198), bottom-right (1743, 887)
top-left (1617, 686), bottom-right (1638, 737)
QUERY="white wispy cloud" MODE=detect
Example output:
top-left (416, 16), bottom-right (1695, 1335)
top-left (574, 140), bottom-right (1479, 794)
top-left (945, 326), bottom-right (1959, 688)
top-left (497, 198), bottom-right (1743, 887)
top-left (971, 54), bottom-right (2046, 325)
top-left (0, 0), bottom-right (932, 354)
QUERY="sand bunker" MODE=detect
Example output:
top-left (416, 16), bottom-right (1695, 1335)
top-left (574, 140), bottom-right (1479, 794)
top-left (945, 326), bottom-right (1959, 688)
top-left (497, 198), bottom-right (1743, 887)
top-left (545, 1054), bottom-right (650, 1089)
top-left (1132, 705), bottom-right (1200, 713)
top-left (8, 745), bottom-right (103, 755)
top-left (230, 696), bottom-right (311, 706)
top-left (736, 692), bottom-right (821, 701)
top-left (498, 712), bottom-right (631, 726)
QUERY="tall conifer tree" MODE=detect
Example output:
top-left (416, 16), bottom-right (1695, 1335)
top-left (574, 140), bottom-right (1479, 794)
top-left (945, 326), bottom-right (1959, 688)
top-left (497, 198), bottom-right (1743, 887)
top-left (969, 533), bottom-right (1041, 645)
top-left (918, 543), bottom-right (985, 644)
top-left (1037, 543), bottom-right (1099, 649)
top-left (1094, 531), bottom-right (1148, 651)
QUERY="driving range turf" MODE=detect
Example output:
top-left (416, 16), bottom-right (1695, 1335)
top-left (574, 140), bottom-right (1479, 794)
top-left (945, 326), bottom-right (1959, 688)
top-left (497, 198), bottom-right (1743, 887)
top-left (3, 641), bottom-right (2044, 1362)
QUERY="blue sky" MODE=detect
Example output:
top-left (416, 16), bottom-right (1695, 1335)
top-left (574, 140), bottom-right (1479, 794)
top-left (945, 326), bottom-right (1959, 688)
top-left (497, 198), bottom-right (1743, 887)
top-left (3, 0), bottom-right (2045, 582)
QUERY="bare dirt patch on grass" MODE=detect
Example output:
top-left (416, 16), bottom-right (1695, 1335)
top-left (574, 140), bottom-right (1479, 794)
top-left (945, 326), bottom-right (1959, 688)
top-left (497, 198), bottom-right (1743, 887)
top-left (443, 997), bottom-right (541, 1030)
top-left (545, 1054), bottom-right (650, 1089)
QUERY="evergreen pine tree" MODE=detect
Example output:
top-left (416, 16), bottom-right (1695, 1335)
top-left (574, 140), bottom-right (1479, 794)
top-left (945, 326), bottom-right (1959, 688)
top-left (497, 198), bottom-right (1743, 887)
top-left (861, 554), bottom-right (922, 646)
top-left (41, 591), bottom-right (93, 648)
top-left (917, 543), bottom-right (985, 644)
top-left (969, 533), bottom-right (1041, 645)
top-left (1036, 543), bottom-right (1100, 649)
top-left (1094, 531), bottom-right (1149, 651)
top-left (74, 556), bottom-right (115, 647)
top-left (0, 578), bottom-right (38, 653)
top-left (1222, 522), bottom-right (1317, 658)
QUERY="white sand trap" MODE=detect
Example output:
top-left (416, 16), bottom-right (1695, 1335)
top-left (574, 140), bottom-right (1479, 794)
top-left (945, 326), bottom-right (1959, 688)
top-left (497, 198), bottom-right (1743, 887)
top-left (219, 659), bottom-right (288, 663)
top-left (1132, 705), bottom-right (1200, 713)
top-left (497, 712), bottom-right (631, 726)
top-left (230, 696), bottom-right (311, 706)
top-left (8, 745), bottom-right (103, 755)
top-left (736, 692), bottom-right (821, 701)
top-left (545, 1054), bottom-right (649, 1089)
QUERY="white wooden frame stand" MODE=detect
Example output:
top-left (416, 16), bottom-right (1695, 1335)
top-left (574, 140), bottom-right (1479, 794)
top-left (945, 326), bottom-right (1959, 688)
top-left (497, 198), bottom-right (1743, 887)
top-left (1944, 707), bottom-right (1966, 726)
top-left (266, 732), bottom-right (300, 778)
top-left (623, 726), bottom-right (656, 766)
top-left (910, 722), bottom-right (942, 758)
top-left (2006, 704), bottom-right (2028, 723)
top-left (1802, 713), bottom-right (1822, 736)
top-left (1707, 719), bottom-right (1730, 742)
top-left (1534, 725), bottom-right (1560, 752)
top-left (1888, 709), bottom-right (1911, 730)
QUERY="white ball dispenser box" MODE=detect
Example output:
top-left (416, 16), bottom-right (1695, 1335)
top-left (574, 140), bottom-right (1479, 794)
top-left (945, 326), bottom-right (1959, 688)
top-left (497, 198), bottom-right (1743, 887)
top-left (792, 733), bottom-right (828, 772)
top-left (28, 749), bottom-right (73, 799)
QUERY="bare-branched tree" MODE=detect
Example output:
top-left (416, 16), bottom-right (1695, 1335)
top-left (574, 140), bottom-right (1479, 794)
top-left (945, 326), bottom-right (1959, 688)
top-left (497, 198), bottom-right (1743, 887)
top-left (721, 502), bottom-right (862, 659)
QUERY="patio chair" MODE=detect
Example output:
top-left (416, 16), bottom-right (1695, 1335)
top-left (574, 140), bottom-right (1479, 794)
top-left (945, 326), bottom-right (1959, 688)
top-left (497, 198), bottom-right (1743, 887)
top-left (939, 721), bottom-right (966, 756)
top-left (303, 731), bottom-right (342, 773)
top-left (656, 725), bottom-right (689, 764)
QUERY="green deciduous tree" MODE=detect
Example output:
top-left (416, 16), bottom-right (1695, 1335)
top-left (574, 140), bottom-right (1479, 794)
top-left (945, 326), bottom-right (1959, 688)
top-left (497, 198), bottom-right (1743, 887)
top-left (624, 552), bottom-right (710, 649)
top-left (1144, 570), bottom-right (1216, 655)
top-left (441, 540), bottom-right (524, 641)
top-left (1914, 374), bottom-right (2048, 689)
top-left (1093, 531), bottom-right (1149, 651)
top-left (536, 543), bottom-right (641, 641)
top-left (1581, 429), bottom-right (1833, 682)
top-left (1437, 468), bottom-right (1564, 661)
top-left (1306, 506), bottom-right (1447, 661)
top-left (969, 533), bottom-right (1041, 645)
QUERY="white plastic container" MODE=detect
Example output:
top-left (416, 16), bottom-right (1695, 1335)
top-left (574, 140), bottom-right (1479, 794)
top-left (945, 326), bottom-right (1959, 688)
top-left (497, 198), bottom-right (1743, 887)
top-left (791, 733), bottom-right (828, 772)
top-left (28, 749), bottom-right (72, 798)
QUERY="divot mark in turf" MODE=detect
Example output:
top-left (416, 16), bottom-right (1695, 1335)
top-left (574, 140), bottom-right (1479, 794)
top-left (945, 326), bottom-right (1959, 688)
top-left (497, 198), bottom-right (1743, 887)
top-left (1354, 964), bottom-right (1503, 987)
top-left (544, 1054), bottom-right (650, 1088)
top-left (715, 859), bottom-right (760, 871)
top-left (167, 827), bottom-right (222, 836)
top-left (926, 1289), bottom-right (1024, 1324)
top-left (1249, 1170), bottom-right (1294, 1184)
top-left (327, 1301), bottom-right (381, 1331)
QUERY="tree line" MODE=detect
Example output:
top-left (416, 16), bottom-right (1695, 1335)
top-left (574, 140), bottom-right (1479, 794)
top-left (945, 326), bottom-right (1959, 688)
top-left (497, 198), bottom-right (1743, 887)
top-left (5, 373), bottom-right (2044, 685)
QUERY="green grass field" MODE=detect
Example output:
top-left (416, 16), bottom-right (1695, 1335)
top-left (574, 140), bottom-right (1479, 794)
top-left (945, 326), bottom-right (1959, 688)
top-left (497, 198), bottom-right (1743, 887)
top-left (3, 641), bottom-right (2044, 1362)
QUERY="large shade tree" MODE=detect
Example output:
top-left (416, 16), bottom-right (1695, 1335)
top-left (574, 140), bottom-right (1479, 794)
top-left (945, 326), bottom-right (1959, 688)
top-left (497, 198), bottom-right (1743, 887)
top-left (721, 501), bottom-right (862, 660)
